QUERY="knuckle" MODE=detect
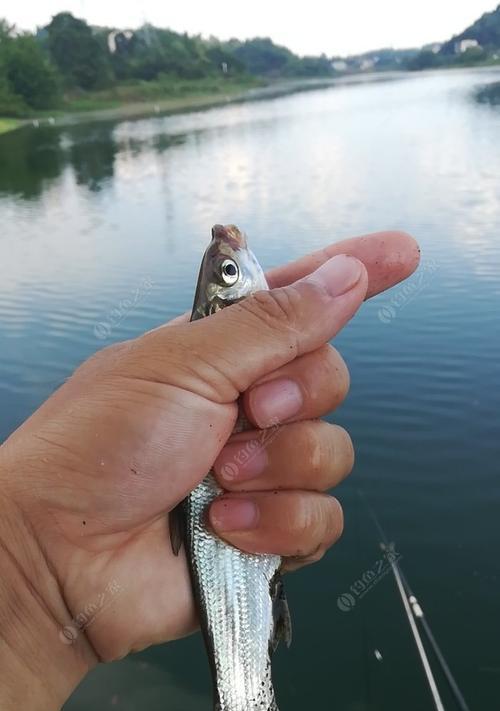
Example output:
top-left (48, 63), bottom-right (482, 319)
top-left (297, 423), bottom-right (324, 481)
top-left (294, 422), bottom-right (355, 488)
top-left (242, 288), bottom-right (302, 346)
top-left (325, 497), bottom-right (344, 544)
top-left (74, 341), bottom-right (131, 379)
top-left (330, 349), bottom-right (350, 402)
top-left (331, 425), bottom-right (355, 480)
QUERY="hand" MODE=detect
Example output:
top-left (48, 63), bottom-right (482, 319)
top-left (0, 231), bottom-right (419, 709)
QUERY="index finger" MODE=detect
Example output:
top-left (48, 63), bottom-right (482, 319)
top-left (266, 230), bottom-right (420, 298)
top-left (162, 230), bottom-right (420, 328)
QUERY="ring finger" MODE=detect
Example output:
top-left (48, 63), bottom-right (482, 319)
top-left (213, 420), bottom-right (354, 492)
top-left (208, 490), bottom-right (344, 572)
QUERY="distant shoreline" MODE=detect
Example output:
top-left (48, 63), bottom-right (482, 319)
top-left (1, 66), bottom-right (498, 137)
top-left (0, 74), bottom-right (401, 136)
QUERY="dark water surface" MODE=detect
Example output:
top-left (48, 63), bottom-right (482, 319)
top-left (1, 68), bottom-right (500, 710)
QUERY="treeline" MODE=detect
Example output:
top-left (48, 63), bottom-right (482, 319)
top-left (409, 4), bottom-right (500, 71)
top-left (0, 13), bottom-right (334, 116)
top-left (407, 46), bottom-right (490, 71)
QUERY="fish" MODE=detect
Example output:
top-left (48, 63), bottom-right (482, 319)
top-left (170, 224), bottom-right (292, 711)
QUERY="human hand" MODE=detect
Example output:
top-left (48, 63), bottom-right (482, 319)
top-left (0, 230), bottom-right (419, 709)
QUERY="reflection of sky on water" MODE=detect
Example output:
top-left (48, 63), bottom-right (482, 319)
top-left (1, 67), bottom-right (500, 710)
top-left (1, 68), bottom-right (500, 409)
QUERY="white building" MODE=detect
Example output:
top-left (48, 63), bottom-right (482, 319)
top-left (332, 60), bottom-right (348, 72)
top-left (454, 39), bottom-right (480, 54)
top-left (360, 58), bottom-right (377, 71)
top-left (107, 30), bottom-right (134, 54)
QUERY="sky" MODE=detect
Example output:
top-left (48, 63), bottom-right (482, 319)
top-left (2, 0), bottom-right (498, 56)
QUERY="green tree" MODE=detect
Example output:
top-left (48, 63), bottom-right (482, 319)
top-left (46, 12), bottom-right (112, 89)
top-left (0, 19), bottom-right (24, 114)
top-left (0, 72), bottom-right (26, 116)
top-left (454, 46), bottom-right (488, 65)
top-left (228, 38), bottom-right (295, 76)
top-left (407, 50), bottom-right (444, 71)
top-left (284, 54), bottom-right (333, 77)
top-left (3, 35), bottom-right (60, 109)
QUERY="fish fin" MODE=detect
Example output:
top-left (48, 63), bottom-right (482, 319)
top-left (169, 501), bottom-right (185, 556)
top-left (270, 573), bottom-right (292, 653)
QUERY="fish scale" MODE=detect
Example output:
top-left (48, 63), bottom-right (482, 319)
top-left (185, 474), bottom-right (280, 711)
top-left (173, 224), bottom-right (291, 711)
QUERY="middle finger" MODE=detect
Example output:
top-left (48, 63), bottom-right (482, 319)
top-left (243, 344), bottom-right (349, 428)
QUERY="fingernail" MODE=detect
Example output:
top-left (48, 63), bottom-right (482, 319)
top-left (215, 440), bottom-right (268, 482)
top-left (306, 254), bottom-right (363, 297)
top-left (210, 499), bottom-right (258, 532)
top-left (248, 378), bottom-right (303, 428)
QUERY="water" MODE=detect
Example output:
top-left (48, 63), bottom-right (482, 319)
top-left (1, 67), bottom-right (500, 709)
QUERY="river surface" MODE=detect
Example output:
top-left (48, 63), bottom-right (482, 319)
top-left (1, 68), bottom-right (500, 710)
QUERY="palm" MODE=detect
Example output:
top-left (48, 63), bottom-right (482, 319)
top-left (15, 351), bottom-right (238, 661)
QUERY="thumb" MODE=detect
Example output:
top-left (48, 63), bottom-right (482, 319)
top-left (149, 253), bottom-right (368, 400)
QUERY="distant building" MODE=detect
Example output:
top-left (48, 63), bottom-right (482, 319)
top-left (360, 58), bottom-right (377, 71)
top-left (107, 30), bottom-right (134, 54)
top-left (427, 43), bottom-right (443, 54)
top-left (454, 39), bottom-right (480, 54)
top-left (331, 60), bottom-right (348, 72)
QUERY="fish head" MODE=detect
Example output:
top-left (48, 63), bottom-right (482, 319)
top-left (191, 224), bottom-right (267, 320)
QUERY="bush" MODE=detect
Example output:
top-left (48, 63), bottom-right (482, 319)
top-left (3, 35), bottom-right (60, 109)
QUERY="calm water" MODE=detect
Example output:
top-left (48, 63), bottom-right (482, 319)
top-left (1, 68), bottom-right (500, 710)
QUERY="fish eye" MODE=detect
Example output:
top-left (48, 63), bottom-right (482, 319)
top-left (220, 258), bottom-right (239, 286)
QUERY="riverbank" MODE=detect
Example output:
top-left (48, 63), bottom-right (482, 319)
top-left (0, 76), bottom-right (342, 134)
top-left (2, 66), bottom-right (498, 137)
top-left (0, 74), bottom-right (405, 135)
top-left (0, 77), bottom-right (259, 134)
top-left (4, 64), bottom-right (499, 138)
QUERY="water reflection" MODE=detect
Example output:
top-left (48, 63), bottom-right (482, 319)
top-left (68, 125), bottom-right (118, 192)
top-left (0, 127), bottom-right (65, 199)
top-left (1, 68), bottom-right (500, 711)
top-left (476, 80), bottom-right (500, 106)
top-left (0, 122), bottom-right (186, 199)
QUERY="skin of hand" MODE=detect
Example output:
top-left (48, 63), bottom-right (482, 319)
top-left (0, 230), bottom-right (419, 710)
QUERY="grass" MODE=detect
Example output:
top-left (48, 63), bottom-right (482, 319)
top-left (1, 76), bottom-right (265, 128)
top-left (0, 118), bottom-right (21, 135)
top-left (63, 76), bottom-right (263, 113)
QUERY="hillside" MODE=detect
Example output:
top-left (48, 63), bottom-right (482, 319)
top-left (0, 13), bottom-right (336, 118)
top-left (407, 4), bottom-right (500, 70)
top-left (441, 4), bottom-right (500, 54)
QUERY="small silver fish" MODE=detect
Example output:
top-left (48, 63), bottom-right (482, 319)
top-left (171, 224), bottom-right (291, 711)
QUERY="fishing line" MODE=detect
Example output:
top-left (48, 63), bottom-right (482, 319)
top-left (357, 488), bottom-right (471, 711)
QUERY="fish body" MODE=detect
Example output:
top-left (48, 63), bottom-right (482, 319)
top-left (174, 225), bottom-right (291, 711)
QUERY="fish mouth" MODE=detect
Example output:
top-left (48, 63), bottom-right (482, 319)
top-left (211, 224), bottom-right (247, 250)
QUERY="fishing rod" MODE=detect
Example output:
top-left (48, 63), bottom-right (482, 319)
top-left (357, 489), bottom-right (471, 711)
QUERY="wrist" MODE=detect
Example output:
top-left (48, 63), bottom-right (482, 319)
top-left (0, 460), bottom-right (96, 710)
